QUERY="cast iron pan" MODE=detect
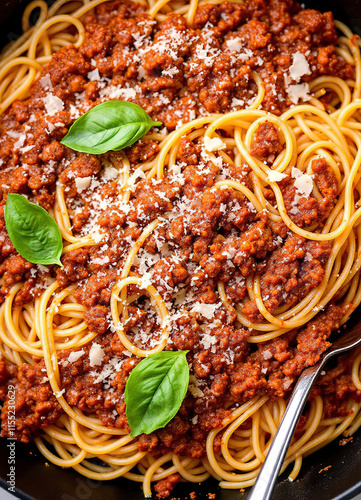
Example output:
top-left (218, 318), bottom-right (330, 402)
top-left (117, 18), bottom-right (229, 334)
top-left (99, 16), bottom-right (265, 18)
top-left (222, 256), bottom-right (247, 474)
top-left (0, 0), bottom-right (361, 499)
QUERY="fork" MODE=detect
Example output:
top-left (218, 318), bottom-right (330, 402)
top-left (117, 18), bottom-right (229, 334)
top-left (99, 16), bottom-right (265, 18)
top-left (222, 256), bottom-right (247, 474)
top-left (247, 321), bottom-right (361, 500)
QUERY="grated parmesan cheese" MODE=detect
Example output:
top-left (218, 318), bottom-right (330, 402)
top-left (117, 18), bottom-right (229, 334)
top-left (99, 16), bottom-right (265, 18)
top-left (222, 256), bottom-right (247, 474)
top-left (68, 350), bottom-right (85, 363)
top-left (88, 68), bottom-right (100, 81)
top-left (103, 166), bottom-right (119, 181)
top-left (291, 167), bottom-right (303, 179)
top-left (294, 173), bottom-right (313, 197)
top-left (289, 52), bottom-right (311, 82)
top-left (100, 86), bottom-right (137, 101)
top-left (283, 378), bottom-right (293, 390)
top-left (75, 176), bottom-right (92, 194)
top-left (20, 145), bottom-right (35, 153)
top-left (287, 83), bottom-right (311, 105)
top-left (231, 97), bottom-right (245, 108)
top-left (267, 170), bottom-right (288, 183)
top-left (192, 415), bottom-right (198, 425)
top-left (263, 350), bottom-right (272, 360)
top-left (188, 375), bottom-right (205, 398)
top-left (203, 136), bottom-right (226, 152)
top-left (42, 94), bottom-right (64, 116)
top-left (89, 343), bottom-right (105, 367)
top-left (91, 227), bottom-right (107, 243)
top-left (162, 67), bottom-right (179, 77)
top-left (226, 37), bottom-right (243, 52)
top-left (39, 74), bottom-right (53, 91)
top-left (191, 302), bottom-right (220, 319)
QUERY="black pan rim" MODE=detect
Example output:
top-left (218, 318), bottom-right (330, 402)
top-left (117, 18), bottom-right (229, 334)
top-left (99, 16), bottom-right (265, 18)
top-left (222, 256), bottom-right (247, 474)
top-left (0, 478), bottom-right (35, 500)
top-left (1, 471), bottom-right (361, 500)
top-left (1, 462), bottom-right (361, 500)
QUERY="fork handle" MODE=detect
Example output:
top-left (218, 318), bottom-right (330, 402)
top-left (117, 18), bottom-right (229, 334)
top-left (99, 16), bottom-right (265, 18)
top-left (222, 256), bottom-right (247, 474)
top-left (247, 358), bottom-right (327, 500)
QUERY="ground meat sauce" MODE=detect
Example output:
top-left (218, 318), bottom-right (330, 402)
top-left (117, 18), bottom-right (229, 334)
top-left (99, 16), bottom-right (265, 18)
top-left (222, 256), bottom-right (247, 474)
top-left (0, 0), bottom-right (360, 497)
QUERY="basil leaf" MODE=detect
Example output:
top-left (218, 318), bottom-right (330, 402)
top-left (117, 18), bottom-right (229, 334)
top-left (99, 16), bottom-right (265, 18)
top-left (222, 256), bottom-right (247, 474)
top-left (61, 101), bottom-right (162, 154)
top-left (124, 350), bottom-right (189, 437)
top-left (5, 194), bottom-right (63, 266)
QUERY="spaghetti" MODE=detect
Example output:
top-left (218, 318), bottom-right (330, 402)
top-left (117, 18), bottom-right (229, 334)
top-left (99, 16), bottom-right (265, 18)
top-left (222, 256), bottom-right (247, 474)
top-left (0, 0), bottom-right (361, 498)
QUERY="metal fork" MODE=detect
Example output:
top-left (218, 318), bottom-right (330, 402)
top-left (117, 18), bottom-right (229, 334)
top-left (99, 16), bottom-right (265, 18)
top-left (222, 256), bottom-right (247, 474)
top-left (247, 321), bottom-right (361, 500)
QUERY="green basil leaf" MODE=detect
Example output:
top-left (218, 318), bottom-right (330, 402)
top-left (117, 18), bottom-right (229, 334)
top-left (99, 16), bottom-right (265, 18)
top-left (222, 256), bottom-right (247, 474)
top-left (124, 350), bottom-right (189, 437)
top-left (61, 101), bottom-right (162, 154)
top-left (5, 194), bottom-right (63, 266)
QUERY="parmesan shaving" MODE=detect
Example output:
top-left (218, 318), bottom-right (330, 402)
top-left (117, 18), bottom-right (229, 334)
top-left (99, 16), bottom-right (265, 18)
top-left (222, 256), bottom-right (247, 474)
top-left (191, 302), bottom-right (220, 319)
top-left (68, 350), bottom-right (85, 363)
top-left (294, 173), bottom-right (313, 196)
top-left (203, 136), bottom-right (226, 152)
top-left (75, 176), bottom-right (92, 194)
top-left (226, 37), bottom-right (243, 52)
top-left (42, 94), bottom-right (64, 116)
top-left (89, 343), bottom-right (105, 367)
top-left (287, 83), bottom-right (311, 105)
top-left (267, 170), bottom-right (288, 183)
top-left (88, 68), bottom-right (100, 81)
top-left (103, 166), bottom-right (119, 181)
top-left (289, 52), bottom-right (311, 82)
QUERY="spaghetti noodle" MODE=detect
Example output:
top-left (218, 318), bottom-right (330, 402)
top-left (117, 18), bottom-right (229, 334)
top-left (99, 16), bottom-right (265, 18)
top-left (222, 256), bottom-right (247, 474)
top-left (0, 0), bottom-right (361, 498)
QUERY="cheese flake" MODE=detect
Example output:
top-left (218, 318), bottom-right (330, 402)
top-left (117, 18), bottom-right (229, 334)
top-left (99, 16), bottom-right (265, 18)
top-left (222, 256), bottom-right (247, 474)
top-left (75, 176), bottom-right (92, 194)
top-left (42, 94), bottom-right (64, 116)
top-left (91, 228), bottom-right (106, 243)
top-left (287, 83), bottom-right (311, 105)
top-left (39, 74), bottom-right (53, 91)
top-left (88, 68), bottom-right (100, 81)
top-left (103, 166), bottom-right (119, 181)
top-left (263, 349), bottom-right (272, 360)
top-left (191, 302), bottom-right (219, 320)
top-left (289, 52), bottom-right (311, 82)
top-left (162, 67), bottom-right (179, 77)
top-left (291, 167), bottom-right (303, 179)
top-left (294, 173), bottom-right (313, 197)
top-left (101, 86), bottom-right (137, 101)
top-left (68, 349), bottom-right (85, 363)
top-left (226, 37), bottom-right (243, 52)
top-left (267, 170), bottom-right (288, 183)
top-left (89, 343), bottom-right (105, 367)
top-left (231, 97), bottom-right (245, 108)
top-left (203, 136), bottom-right (226, 152)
